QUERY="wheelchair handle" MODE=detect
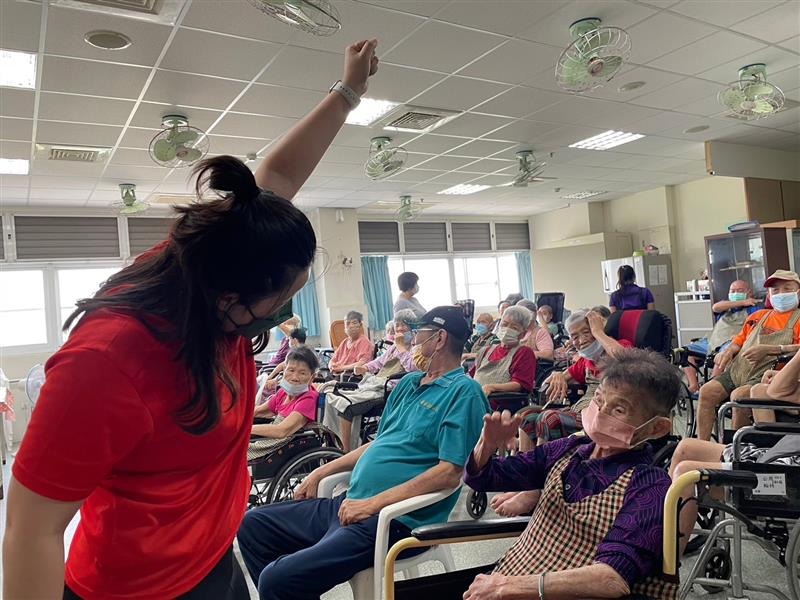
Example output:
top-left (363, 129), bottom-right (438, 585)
top-left (699, 468), bottom-right (758, 489)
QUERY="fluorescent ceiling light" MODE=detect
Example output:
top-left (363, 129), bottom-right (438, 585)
top-left (561, 190), bottom-right (607, 200)
top-left (438, 184), bottom-right (491, 196)
top-left (345, 98), bottom-right (401, 126)
top-left (569, 130), bottom-right (644, 150)
top-left (0, 50), bottom-right (36, 89)
top-left (0, 158), bottom-right (30, 175)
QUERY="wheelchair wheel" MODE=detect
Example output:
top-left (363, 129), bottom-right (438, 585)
top-left (699, 546), bottom-right (731, 593)
top-left (466, 489), bottom-right (487, 520)
top-left (268, 446), bottom-right (344, 503)
top-left (787, 520), bottom-right (800, 599)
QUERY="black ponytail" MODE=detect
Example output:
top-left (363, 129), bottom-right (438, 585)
top-left (66, 155), bottom-right (317, 435)
top-left (616, 264), bottom-right (636, 290)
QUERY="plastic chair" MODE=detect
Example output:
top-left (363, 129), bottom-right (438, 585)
top-left (330, 320), bottom-right (346, 349)
top-left (317, 471), bottom-right (458, 600)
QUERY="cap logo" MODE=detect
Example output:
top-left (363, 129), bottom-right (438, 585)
top-left (433, 317), bottom-right (445, 325)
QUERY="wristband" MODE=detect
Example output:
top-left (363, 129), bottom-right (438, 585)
top-left (329, 80), bottom-right (360, 109)
top-left (539, 572), bottom-right (546, 599)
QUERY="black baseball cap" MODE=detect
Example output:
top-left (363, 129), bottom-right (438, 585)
top-left (413, 305), bottom-right (472, 340)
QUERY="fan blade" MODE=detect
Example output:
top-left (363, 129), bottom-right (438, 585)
top-left (752, 99), bottom-right (777, 114)
top-left (153, 138), bottom-right (177, 162)
top-left (560, 55), bottom-right (591, 86)
top-left (720, 87), bottom-right (746, 110)
top-left (744, 82), bottom-right (774, 98)
top-left (173, 129), bottom-right (199, 145)
top-left (176, 146), bottom-right (203, 162)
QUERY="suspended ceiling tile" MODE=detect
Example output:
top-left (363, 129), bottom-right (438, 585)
top-left (0, 89), bottom-right (36, 119)
top-left (36, 121), bottom-right (122, 147)
top-left (38, 93), bottom-right (136, 126)
top-left (433, 113), bottom-right (513, 138)
top-left (648, 31), bottom-right (766, 76)
top-left (699, 47), bottom-right (800, 85)
top-left (207, 135), bottom-right (271, 157)
top-left (473, 86), bottom-right (567, 119)
top-left (258, 46), bottom-right (343, 92)
top-left (212, 113), bottom-right (296, 139)
top-left (0, 117), bottom-right (31, 144)
top-left (355, 0), bottom-right (450, 17)
top-left (130, 102), bottom-right (222, 131)
top-left (364, 64), bottom-right (445, 104)
top-left (181, 0), bottom-right (294, 43)
top-left (459, 39), bottom-right (563, 86)
top-left (435, 0), bottom-right (562, 36)
top-left (0, 0), bottom-right (42, 52)
top-left (144, 70), bottom-right (248, 110)
top-left (0, 140), bottom-right (31, 160)
top-left (41, 56), bottom-right (150, 99)
top-left (730, 2), bottom-right (800, 43)
top-left (444, 138), bottom-right (517, 159)
top-left (629, 77), bottom-right (720, 110)
top-left (232, 84), bottom-right (326, 119)
top-left (626, 12), bottom-right (716, 64)
top-left (403, 134), bottom-right (471, 155)
top-left (671, 0), bottom-right (783, 27)
top-left (410, 76), bottom-right (511, 112)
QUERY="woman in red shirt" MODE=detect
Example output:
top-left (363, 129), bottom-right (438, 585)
top-left (3, 40), bottom-right (379, 600)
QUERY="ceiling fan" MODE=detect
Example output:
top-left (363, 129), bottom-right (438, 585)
top-left (555, 17), bottom-right (631, 93)
top-left (112, 183), bottom-right (149, 214)
top-left (718, 63), bottom-right (785, 120)
top-left (245, 0), bottom-right (341, 36)
top-left (149, 115), bottom-right (209, 168)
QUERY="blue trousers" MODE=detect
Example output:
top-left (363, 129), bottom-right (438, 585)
top-left (237, 494), bottom-right (414, 600)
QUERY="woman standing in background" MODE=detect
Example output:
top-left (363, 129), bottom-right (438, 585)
top-left (609, 264), bottom-right (655, 313)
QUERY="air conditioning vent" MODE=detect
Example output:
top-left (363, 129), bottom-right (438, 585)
top-left (35, 144), bottom-right (111, 163)
top-left (35, 0), bottom-right (182, 24)
top-left (379, 105), bottom-right (460, 133)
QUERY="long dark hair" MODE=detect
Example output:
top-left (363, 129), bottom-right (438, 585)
top-left (65, 155), bottom-right (316, 434)
top-left (616, 265), bottom-right (636, 290)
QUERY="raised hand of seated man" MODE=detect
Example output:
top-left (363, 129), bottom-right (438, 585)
top-left (338, 497), bottom-right (378, 525)
top-left (741, 344), bottom-right (773, 364)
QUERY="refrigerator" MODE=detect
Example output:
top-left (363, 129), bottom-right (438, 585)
top-left (601, 254), bottom-right (676, 338)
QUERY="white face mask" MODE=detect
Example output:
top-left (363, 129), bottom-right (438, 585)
top-left (280, 380), bottom-right (309, 396)
top-left (578, 339), bottom-right (603, 361)
top-left (498, 327), bottom-right (520, 346)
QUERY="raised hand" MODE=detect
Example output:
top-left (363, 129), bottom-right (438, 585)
top-left (343, 39), bottom-right (379, 97)
top-left (480, 410), bottom-right (522, 453)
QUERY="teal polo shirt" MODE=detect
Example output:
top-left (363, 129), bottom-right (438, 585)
top-left (347, 367), bottom-right (490, 530)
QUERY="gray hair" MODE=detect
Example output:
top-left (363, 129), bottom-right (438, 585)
top-left (565, 309), bottom-right (589, 332)
top-left (345, 310), bottom-right (363, 323)
top-left (503, 305), bottom-right (533, 329)
top-left (591, 305), bottom-right (611, 319)
top-left (516, 299), bottom-right (537, 313)
top-left (393, 309), bottom-right (417, 327)
top-left (384, 320), bottom-right (395, 334)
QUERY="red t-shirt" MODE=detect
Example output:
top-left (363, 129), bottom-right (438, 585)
top-left (471, 344), bottom-right (537, 392)
top-left (567, 339), bottom-right (633, 383)
top-left (12, 310), bottom-right (255, 599)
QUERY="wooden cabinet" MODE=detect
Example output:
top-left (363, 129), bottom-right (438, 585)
top-left (745, 177), bottom-right (800, 223)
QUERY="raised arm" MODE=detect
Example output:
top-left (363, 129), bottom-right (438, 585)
top-left (587, 311), bottom-right (623, 357)
top-left (766, 350), bottom-right (800, 401)
top-left (255, 40), bottom-right (379, 199)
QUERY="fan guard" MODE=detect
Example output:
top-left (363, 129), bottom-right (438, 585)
top-left (718, 63), bottom-right (785, 120)
top-left (149, 115), bottom-right (209, 168)
top-left (246, 0), bottom-right (341, 37)
top-left (112, 183), bottom-right (150, 214)
top-left (396, 195), bottom-right (423, 222)
top-left (25, 364), bottom-right (45, 407)
top-left (365, 136), bottom-right (408, 180)
top-left (512, 151), bottom-right (547, 187)
top-left (556, 17), bottom-right (631, 93)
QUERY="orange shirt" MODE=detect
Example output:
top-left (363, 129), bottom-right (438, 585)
top-left (732, 309), bottom-right (800, 347)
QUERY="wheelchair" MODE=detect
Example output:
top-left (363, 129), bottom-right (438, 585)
top-left (247, 396), bottom-right (344, 508)
top-left (675, 417), bottom-right (800, 599)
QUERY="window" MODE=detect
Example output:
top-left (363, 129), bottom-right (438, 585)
top-left (455, 255), bottom-right (521, 309)
top-left (388, 256), bottom-right (453, 310)
top-left (58, 267), bottom-right (121, 338)
top-left (0, 270), bottom-right (47, 347)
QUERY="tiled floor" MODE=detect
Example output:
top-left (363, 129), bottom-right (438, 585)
top-left (1, 451), bottom-right (795, 600)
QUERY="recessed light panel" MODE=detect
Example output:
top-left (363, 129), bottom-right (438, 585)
top-left (569, 130), bottom-right (645, 150)
top-left (0, 50), bottom-right (36, 89)
top-left (561, 190), bottom-right (607, 200)
top-left (0, 158), bottom-right (30, 175)
top-left (438, 184), bottom-right (491, 195)
top-left (345, 98), bottom-right (401, 126)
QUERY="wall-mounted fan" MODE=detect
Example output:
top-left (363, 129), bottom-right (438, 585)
top-left (555, 18), bottom-right (631, 93)
top-left (246, 0), bottom-right (341, 36)
top-left (149, 115), bottom-right (209, 168)
top-left (499, 151), bottom-right (549, 187)
top-left (365, 136), bottom-right (407, 180)
top-left (113, 183), bottom-right (149, 214)
top-left (718, 63), bottom-right (785, 120)
top-left (396, 195), bottom-right (424, 222)
top-left (25, 364), bottom-right (45, 408)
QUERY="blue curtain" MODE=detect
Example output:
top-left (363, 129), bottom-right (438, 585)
top-left (361, 255), bottom-right (393, 330)
top-left (294, 277), bottom-right (320, 337)
top-left (515, 251), bottom-right (534, 300)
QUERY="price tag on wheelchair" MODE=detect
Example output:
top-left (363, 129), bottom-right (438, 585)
top-left (752, 473), bottom-right (787, 497)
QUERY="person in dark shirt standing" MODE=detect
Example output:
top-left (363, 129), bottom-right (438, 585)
top-left (609, 265), bottom-right (655, 313)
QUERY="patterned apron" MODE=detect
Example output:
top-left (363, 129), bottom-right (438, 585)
top-left (474, 343), bottom-right (522, 387)
top-left (495, 449), bottom-right (678, 599)
top-left (727, 309), bottom-right (800, 387)
top-left (572, 366), bottom-right (601, 413)
top-left (247, 415), bottom-right (293, 462)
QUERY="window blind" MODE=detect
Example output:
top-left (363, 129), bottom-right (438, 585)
top-left (451, 222), bottom-right (491, 252)
top-left (403, 222), bottom-right (447, 253)
top-left (0, 216), bottom-right (4, 260)
top-left (495, 222), bottom-right (530, 250)
top-left (14, 216), bottom-right (120, 259)
top-left (128, 217), bottom-right (174, 256)
top-left (358, 221), bottom-right (400, 253)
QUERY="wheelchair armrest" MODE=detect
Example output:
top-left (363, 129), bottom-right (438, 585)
top-left (386, 372), bottom-right (406, 382)
top-left (411, 517), bottom-right (530, 542)
top-left (318, 471), bottom-right (352, 499)
top-left (699, 468), bottom-right (759, 489)
top-left (727, 398), bottom-right (800, 409)
top-left (334, 381), bottom-right (360, 391)
top-left (752, 421), bottom-right (800, 434)
top-left (372, 485), bottom-right (461, 599)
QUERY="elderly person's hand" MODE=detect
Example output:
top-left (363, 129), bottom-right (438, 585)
top-left (741, 344), bottom-right (772, 365)
top-left (481, 384), bottom-right (496, 397)
top-left (545, 371), bottom-right (568, 402)
top-left (343, 39), bottom-right (379, 97)
top-left (480, 410), bottom-right (521, 453)
top-left (294, 470), bottom-right (322, 500)
top-left (338, 497), bottom-right (378, 525)
top-left (761, 369), bottom-right (778, 385)
top-left (464, 573), bottom-right (514, 599)
top-left (353, 363), bottom-right (368, 376)
top-left (714, 349), bottom-right (734, 372)
top-left (586, 310), bottom-right (606, 338)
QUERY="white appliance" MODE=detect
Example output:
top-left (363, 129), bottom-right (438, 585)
top-left (601, 254), bottom-right (676, 337)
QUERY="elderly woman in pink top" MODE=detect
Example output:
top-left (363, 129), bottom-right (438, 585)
top-left (329, 310), bottom-right (374, 374)
top-left (517, 299), bottom-right (554, 362)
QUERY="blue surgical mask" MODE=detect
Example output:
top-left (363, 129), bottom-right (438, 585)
top-left (578, 340), bottom-right (603, 361)
top-left (280, 380), bottom-right (309, 396)
top-left (729, 292), bottom-right (747, 302)
top-left (475, 323), bottom-right (489, 336)
top-left (771, 292), bottom-right (799, 313)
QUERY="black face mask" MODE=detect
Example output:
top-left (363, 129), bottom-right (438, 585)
top-left (227, 299), bottom-right (293, 339)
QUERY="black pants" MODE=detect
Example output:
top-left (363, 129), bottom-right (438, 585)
top-left (63, 545), bottom-right (248, 600)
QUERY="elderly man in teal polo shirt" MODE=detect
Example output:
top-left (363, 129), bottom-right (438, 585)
top-left (238, 306), bottom-right (490, 600)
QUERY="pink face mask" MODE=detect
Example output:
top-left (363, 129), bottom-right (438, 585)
top-left (582, 397), bottom-right (658, 450)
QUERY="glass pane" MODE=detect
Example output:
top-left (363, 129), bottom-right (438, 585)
top-left (453, 258), bottom-right (467, 289)
top-left (498, 254), bottom-right (520, 299)
top-left (0, 270), bottom-right (47, 346)
top-left (387, 256), bottom-right (405, 298)
top-left (469, 282), bottom-right (501, 307)
top-left (402, 258), bottom-right (452, 309)
top-left (464, 257), bottom-right (498, 285)
top-left (58, 267), bottom-right (120, 336)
